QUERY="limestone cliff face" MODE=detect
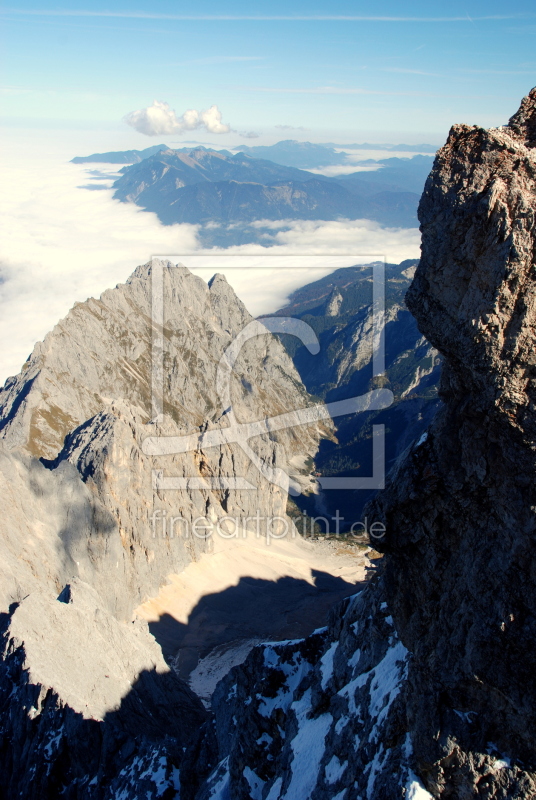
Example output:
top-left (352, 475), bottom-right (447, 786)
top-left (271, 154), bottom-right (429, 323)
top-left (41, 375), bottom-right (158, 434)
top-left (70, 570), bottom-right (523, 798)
top-left (0, 261), bottom-right (321, 618)
top-left (369, 88), bottom-right (536, 795)
top-left (0, 261), bottom-right (323, 798)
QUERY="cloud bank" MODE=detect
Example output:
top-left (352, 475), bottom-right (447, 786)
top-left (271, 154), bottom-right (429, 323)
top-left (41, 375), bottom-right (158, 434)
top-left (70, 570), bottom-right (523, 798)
top-left (123, 100), bottom-right (231, 136)
top-left (0, 133), bottom-right (421, 383)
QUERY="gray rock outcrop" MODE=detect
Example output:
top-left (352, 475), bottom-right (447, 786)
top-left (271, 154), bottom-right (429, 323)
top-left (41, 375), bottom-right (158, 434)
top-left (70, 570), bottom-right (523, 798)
top-left (367, 86), bottom-right (536, 795)
top-left (0, 260), bottom-right (321, 616)
top-left (193, 88), bottom-right (536, 799)
top-left (0, 577), bottom-right (208, 798)
top-left (0, 260), bottom-right (324, 797)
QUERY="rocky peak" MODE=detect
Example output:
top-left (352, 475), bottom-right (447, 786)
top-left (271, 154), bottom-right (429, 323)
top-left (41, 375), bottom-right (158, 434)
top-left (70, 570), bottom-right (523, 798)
top-left (508, 86), bottom-right (536, 147)
top-left (409, 91), bottom-right (536, 433)
top-left (0, 259), bottom-right (309, 459)
top-left (369, 88), bottom-right (536, 793)
top-left (0, 259), bottom-right (323, 618)
top-left (324, 287), bottom-right (343, 316)
top-left (0, 258), bottom-right (328, 798)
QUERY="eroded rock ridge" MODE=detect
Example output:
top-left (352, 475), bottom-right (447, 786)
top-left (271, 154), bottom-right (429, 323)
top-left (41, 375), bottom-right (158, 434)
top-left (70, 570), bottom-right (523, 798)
top-left (192, 88), bottom-right (536, 800)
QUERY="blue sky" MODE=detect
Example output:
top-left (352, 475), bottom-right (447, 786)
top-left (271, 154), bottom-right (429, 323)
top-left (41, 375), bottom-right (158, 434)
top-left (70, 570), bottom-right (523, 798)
top-left (1, 0), bottom-right (536, 382)
top-left (2, 0), bottom-right (536, 144)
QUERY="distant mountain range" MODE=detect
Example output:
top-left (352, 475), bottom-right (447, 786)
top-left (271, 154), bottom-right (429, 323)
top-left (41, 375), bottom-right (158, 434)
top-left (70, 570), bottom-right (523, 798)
top-left (123, 177), bottom-right (420, 229)
top-left (319, 141), bottom-right (438, 152)
top-left (234, 140), bottom-right (350, 169)
top-left (337, 155), bottom-right (435, 195)
top-left (235, 139), bottom-right (438, 168)
top-left (71, 138), bottom-right (438, 171)
top-left (71, 144), bottom-right (167, 164)
top-left (112, 148), bottom-right (317, 198)
top-left (71, 143), bottom-right (435, 244)
top-left (112, 148), bottom-right (431, 233)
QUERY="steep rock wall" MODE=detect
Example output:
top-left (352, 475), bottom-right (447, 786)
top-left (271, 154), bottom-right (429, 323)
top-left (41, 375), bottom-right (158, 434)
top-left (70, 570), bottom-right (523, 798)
top-left (369, 88), bottom-right (536, 795)
top-left (197, 88), bottom-right (536, 800)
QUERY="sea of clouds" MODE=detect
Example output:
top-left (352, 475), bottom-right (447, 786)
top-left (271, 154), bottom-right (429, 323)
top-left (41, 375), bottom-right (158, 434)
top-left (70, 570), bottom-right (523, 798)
top-left (0, 130), bottom-right (421, 383)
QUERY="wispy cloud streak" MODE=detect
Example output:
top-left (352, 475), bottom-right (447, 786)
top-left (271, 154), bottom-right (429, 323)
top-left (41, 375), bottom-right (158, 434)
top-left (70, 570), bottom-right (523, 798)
top-left (2, 9), bottom-right (533, 22)
top-left (243, 86), bottom-right (516, 99)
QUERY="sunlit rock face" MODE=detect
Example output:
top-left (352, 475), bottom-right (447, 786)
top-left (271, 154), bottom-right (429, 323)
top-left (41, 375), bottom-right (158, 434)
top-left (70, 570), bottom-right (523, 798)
top-left (0, 260), bottom-right (323, 617)
top-left (0, 260), bottom-right (324, 797)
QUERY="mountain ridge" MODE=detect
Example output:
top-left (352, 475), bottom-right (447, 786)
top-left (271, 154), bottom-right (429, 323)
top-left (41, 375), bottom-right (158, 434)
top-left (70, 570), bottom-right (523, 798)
top-left (108, 147), bottom-right (424, 235)
top-left (0, 258), bottom-right (334, 797)
top-left (71, 144), bottom-right (168, 164)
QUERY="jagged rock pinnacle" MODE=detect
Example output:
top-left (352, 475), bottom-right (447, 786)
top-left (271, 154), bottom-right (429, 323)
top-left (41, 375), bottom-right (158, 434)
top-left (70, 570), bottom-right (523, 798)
top-left (370, 88), bottom-right (536, 794)
top-left (508, 85), bottom-right (536, 146)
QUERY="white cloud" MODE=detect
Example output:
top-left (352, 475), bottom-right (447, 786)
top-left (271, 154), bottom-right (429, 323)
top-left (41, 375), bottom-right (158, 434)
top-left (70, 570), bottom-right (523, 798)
top-left (307, 164), bottom-right (384, 177)
top-left (0, 148), bottom-right (198, 381)
top-left (4, 10), bottom-right (527, 21)
top-left (200, 104), bottom-right (231, 134)
top-left (155, 219), bottom-right (421, 315)
top-left (0, 132), bottom-right (421, 383)
top-left (123, 100), bottom-right (231, 136)
top-left (239, 131), bottom-right (260, 139)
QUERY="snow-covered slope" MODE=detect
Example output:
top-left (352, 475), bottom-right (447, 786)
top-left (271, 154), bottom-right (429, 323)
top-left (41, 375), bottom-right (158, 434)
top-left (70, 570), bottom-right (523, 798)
top-left (185, 578), bottom-right (432, 800)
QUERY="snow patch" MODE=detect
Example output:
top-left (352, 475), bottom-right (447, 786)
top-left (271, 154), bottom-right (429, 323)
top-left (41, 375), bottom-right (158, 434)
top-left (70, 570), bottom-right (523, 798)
top-left (189, 639), bottom-right (262, 706)
top-left (325, 754), bottom-right (347, 784)
top-left (258, 651), bottom-right (313, 717)
top-left (320, 641), bottom-right (338, 689)
top-left (453, 709), bottom-right (476, 723)
top-left (113, 752), bottom-right (180, 800)
top-left (281, 689), bottom-right (332, 800)
top-left (486, 742), bottom-right (511, 770)
top-left (335, 714), bottom-right (349, 734)
top-left (367, 641), bottom-right (408, 742)
top-left (43, 731), bottom-right (62, 758)
top-left (349, 647), bottom-right (361, 669)
top-left (205, 757), bottom-right (231, 800)
top-left (243, 766), bottom-right (265, 799)
top-left (405, 772), bottom-right (434, 799)
top-left (266, 777), bottom-right (283, 800)
top-left (365, 743), bottom-right (387, 798)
